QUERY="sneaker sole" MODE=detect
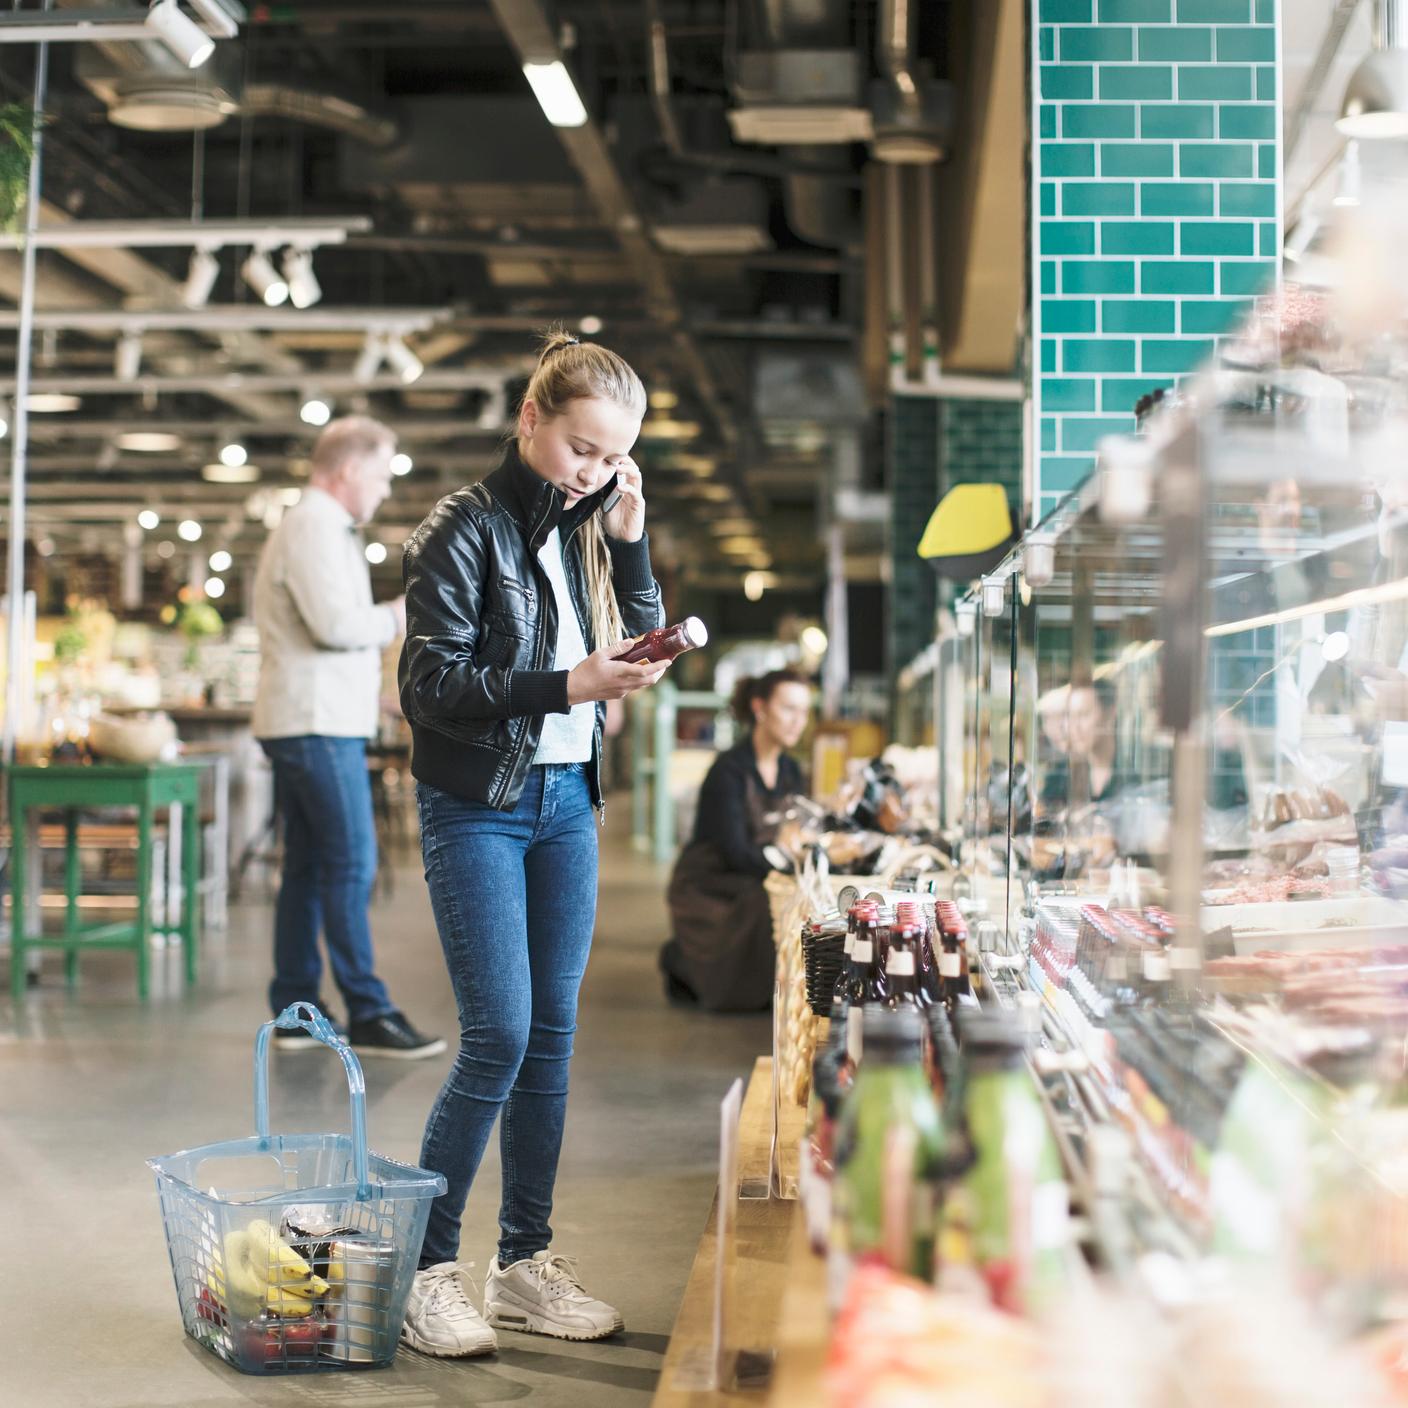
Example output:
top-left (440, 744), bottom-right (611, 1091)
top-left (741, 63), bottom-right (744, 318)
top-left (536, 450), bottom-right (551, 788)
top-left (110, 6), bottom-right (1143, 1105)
top-left (484, 1301), bottom-right (624, 1342)
top-left (350, 1038), bottom-right (448, 1061)
top-left (399, 1322), bottom-right (498, 1358)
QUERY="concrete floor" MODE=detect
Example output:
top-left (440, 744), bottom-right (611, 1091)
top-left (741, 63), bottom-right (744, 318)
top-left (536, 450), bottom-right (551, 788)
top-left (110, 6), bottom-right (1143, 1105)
top-left (0, 813), bottom-right (769, 1407)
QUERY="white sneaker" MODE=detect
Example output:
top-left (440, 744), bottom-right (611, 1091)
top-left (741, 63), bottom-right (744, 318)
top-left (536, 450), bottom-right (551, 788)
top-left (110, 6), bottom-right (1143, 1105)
top-left (400, 1262), bottom-right (498, 1358)
top-left (484, 1250), bottom-right (624, 1342)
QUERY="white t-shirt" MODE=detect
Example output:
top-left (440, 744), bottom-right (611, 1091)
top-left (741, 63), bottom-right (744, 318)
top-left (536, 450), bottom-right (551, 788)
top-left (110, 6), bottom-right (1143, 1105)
top-left (533, 527), bottom-right (595, 764)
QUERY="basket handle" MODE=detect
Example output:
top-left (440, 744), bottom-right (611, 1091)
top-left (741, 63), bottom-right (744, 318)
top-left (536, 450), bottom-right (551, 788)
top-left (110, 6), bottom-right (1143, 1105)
top-left (253, 1002), bottom-right (372, 1200)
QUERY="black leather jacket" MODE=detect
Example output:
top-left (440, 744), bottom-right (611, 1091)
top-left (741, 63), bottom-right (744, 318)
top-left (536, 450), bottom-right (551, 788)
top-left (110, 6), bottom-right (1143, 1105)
top-left (399, 442), bottom-right (665, 812)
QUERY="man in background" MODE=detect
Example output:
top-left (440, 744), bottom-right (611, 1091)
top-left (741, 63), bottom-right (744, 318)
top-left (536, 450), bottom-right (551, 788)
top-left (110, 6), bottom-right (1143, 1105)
top-left (253, 415), bottom-right (443, 1059)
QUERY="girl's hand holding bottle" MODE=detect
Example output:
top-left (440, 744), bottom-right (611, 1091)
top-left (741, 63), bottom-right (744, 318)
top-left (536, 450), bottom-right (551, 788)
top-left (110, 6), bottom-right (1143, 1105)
top-left (567, 638), bottom-right (670, 705)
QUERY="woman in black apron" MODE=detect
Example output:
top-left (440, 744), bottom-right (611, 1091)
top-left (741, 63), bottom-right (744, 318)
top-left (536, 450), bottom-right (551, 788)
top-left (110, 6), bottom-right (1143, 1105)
top-left (661, 669), bottom-right (812, 1011)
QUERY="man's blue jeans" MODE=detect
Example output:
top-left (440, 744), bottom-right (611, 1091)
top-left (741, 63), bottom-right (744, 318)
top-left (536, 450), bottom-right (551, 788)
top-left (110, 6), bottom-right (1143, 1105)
top-left (260, 735), bottom-right (394, 1023)
top-left (415, 764), bottom-right (598, 1268)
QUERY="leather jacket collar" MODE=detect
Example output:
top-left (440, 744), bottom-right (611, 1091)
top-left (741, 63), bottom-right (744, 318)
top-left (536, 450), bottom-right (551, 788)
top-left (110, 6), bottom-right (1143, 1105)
top-left (485, 439), bottom-right (615, 553)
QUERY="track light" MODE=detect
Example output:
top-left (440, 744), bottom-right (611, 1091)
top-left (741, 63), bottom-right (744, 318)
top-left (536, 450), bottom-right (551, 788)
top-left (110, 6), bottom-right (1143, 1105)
top-left (300, 397), bottom-right (332, 426)
top-left (241, 248), bottom-right (289, 307)
top-left (384, 335), bottom-right (424, 385)
top-left (115, 330), bottom-right (142, 381)
top-left (181, 247), bottom-right (219, 308)
top-left (352, 332), bottom-right (386, 384)
top-left (145, 0), bottom-right (215, 70)
top-left (282, 247), bottom-right (322, 309)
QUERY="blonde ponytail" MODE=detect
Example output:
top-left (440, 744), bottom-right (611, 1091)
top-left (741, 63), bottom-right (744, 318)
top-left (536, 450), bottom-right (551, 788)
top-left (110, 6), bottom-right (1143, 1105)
top-left (518, 324), bottom-right (647, 652)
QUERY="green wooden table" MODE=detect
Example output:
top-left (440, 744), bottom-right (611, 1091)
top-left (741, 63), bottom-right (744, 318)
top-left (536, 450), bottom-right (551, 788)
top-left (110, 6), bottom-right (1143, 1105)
top-left (8, 762), bottom-right (203, 1002)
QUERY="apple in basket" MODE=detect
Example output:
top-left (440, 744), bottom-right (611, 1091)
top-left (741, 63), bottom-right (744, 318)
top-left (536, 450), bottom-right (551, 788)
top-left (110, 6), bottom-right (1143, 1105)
top-left (237, 1313), bottom-right (331, 1365)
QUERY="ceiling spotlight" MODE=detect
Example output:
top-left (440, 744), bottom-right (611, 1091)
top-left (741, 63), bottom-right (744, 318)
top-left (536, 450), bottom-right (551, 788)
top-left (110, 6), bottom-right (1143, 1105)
top-left (282, 247), bottom-right (322, 309)
top-left (157, 540), bottom-right (176, 560)
top-left (300, 397), bottom-right (332, 426)
top-left (744, 571), bottom-right (769, 603)
top-left (241, 248), bottom-right (289, 307)
top-left (364, 542), bottom-right (388, 565)
top-left (181, 246), bottom-right (219, 309)
top-left (145, 0), bottom-right (216, 70)
top-left (649, 387), bottom-right (680, 411)
top-left (800, 625), bottom-right (829, 656)
top-left (384, 335), bottom-right (424, 385)
top-left (118, 431), bottom-right (181, 452)
top-left (25, 393), bottom-right (81, 412)
top-left (115, 330), bottom-right (142, 381)
top-left (219, 441), bottom-right (247, 467)
top-left (178, 518), bottom-right (203, 542)
top-left (578, 315), bottom-right (603, 335)
top-left (204, 577), bottom-right (226, 599)
top-left (208, 549), bottom-right (233, 572)
top-left (138, 510), bottom-right (160, 530)
top-left (522, 59), bottom-right (588, 128)
top-left (390, 452), bottom-right (413, 476)
top-left (352, 332), bottom-right (386, 384)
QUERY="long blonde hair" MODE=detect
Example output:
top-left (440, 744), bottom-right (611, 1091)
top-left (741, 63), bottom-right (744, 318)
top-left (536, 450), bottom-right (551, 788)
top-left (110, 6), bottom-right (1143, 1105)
top-left (517, 327), bottom-right (647, 650)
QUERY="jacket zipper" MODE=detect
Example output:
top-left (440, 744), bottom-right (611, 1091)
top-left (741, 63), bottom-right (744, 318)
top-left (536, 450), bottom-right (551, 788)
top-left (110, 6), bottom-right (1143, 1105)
top-left (562, 520), bottom-right (608, 824)
top-left (495, 494), bottom-right (558, 808)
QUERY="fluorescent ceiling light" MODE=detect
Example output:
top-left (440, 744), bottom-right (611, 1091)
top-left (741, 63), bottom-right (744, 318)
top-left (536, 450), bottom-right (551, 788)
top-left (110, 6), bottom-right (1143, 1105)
top-left (145, 0), bottom-right (215, 70)
top-left (241, 249), bottom-right (289, 307)
top-left (201, 461), bottom-right (260, 484)
top-left (641, 417), bottom-right (701, 440)
top-left (283, 248), bottom-right (322, 309)
top-left (523, 60), bottom-right (588, 128)
top-left (177, 518), bottom-right (203, 542)
top-left (25, 393), bottom-right (80, 412)
top-left (300, 397), bottom-right (332, 426)
top-left (117, 431), bottom-right (181, 452)
top-left (181, 247), bottom-right (219, 308)
top-left (384, 335), bottom-right (424, 385)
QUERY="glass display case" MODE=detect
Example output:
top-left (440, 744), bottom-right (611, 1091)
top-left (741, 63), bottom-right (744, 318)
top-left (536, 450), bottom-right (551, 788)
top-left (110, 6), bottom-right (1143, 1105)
top-left (937, 218), bottom-right (1408, 1343)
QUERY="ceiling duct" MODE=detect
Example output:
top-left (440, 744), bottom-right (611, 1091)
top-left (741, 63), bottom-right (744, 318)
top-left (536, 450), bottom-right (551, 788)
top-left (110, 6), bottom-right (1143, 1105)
top-left (727, 1), bottom-right (865, 248)
top-left (870, 0), bottom-right (953, 163)
top-left (651, 175), bottom-right (773, 256)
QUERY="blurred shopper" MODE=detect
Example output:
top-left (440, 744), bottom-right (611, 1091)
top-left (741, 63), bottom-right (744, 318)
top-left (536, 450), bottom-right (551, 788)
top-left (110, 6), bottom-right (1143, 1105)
top-left (397, 330), bottom-right (668, 1357)
top-left (660, 670), bottom-right (812, 1012)
top-left (252, 416), bottom-right (444, 1059)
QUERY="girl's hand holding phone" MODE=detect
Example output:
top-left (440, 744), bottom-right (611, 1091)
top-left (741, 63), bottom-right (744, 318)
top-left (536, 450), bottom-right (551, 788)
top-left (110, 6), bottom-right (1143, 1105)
top-left (567, 637), bottom-right (669, 705)
top-left (601, 457), bottom-right (645, 543)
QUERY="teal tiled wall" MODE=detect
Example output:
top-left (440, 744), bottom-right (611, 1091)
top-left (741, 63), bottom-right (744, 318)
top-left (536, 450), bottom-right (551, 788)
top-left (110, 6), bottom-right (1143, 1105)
top-left (1032, 0), bottom-right (1280, 516)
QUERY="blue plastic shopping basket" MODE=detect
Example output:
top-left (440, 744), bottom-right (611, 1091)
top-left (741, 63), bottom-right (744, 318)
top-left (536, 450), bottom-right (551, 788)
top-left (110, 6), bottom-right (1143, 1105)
top-left (147, 1002), bottom-right (446, 1374)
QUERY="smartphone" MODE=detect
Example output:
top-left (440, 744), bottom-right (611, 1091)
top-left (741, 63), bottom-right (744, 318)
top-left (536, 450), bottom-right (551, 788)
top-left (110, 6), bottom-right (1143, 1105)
top-left (600, 471), bottom-right (624, 517)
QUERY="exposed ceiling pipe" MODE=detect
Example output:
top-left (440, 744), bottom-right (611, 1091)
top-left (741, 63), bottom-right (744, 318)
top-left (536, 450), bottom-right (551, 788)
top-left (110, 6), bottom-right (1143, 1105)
top-left (486, 0), bottom-right (737, 454)
top-left (242, 83), bottom-right (399, 149)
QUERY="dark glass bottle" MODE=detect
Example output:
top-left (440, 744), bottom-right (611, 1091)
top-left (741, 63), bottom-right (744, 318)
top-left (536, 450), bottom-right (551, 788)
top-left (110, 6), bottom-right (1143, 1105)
top-left (842, 915), bottom-right (889, 1070)
top-left (885, 923), bottom-right (929, 1013)
top-left (615, 616), bottom-right (708, 664)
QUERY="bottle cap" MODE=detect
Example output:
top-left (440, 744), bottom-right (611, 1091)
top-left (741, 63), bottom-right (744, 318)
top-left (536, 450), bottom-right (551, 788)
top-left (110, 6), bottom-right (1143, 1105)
top-left (682, 616), bottom-right (709, 647)
top-left (861, 1004), bottom-right (924, 1050)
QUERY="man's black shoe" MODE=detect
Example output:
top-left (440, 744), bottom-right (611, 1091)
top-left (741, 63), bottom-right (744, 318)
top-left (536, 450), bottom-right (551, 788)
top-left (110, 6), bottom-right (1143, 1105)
top-left (348, 1010), bottom-right (447, 1060)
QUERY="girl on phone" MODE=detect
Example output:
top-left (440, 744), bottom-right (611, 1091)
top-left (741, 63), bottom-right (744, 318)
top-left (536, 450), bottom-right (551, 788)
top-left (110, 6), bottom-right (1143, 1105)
top-left (397, 330), bottom-right (668, 1356)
